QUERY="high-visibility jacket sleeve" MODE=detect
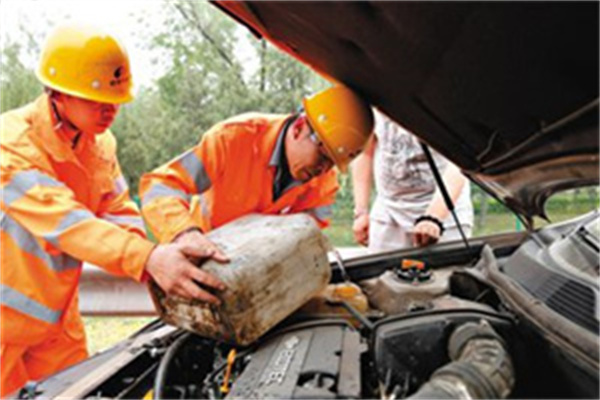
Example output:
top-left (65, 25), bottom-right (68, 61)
top-left (1, 154), bottom-right (155, 281)
top-left (97, 159), bottom-right (147, 239)
top-left (296, 169), bottom-right (340, 229)
top-left (140, 130), bottom-right (225, 243)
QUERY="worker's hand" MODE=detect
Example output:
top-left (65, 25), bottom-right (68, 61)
top-left (412, 220), bottom-right (441, 247)
top-left (352, 214), bottom-right (370, 246)
top-left (173, 229), bottom-right (229, 264)
top-left (145, 243), bottom-right (227, 305)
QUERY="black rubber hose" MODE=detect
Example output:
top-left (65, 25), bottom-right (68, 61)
top-left (153, 332), bottom-right (192, 400)
top-left (407, 320), bottom-right (514, 399)
top-left (324, 299), bottom-right (374, 333)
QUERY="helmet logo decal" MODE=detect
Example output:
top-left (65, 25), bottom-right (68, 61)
top-left (348, 149), bottom-right (362, 159)
top-left (110, 66), bottom-right (130, 87)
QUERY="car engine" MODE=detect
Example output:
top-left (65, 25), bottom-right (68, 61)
top-left (151, 263), bottom-right (522, 400)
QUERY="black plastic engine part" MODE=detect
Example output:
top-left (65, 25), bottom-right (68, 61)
top-left (395, 259), bottom-right (433, 283)
top-left (502, 239), bottom-right (599, 334)
top-left (409, 320), bottom-right (514, 399)
top-left (372, 310), bottom-right (514, 396)
top-left (152, 333), bottom-right (217, 399)
top-left (226, 320), bottom-right (362, 399)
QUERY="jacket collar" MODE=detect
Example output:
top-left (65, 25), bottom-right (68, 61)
top-left (29, 94), bottom-right (97, 163)
top-left (269, 117), bottom-right (291, 167)
top-left (268, 116), bottom-right (305, 197)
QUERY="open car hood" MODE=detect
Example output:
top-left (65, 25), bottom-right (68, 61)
top-left (214, 1), bottom-right (599, 224)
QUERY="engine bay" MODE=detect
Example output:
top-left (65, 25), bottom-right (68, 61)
top-left (145, 212), bottom-right (598, 399)
top-left (151, 270), bottom-right (518, 400)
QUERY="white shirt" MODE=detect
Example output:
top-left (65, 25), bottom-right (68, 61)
top-left (371, 109), bottom-right (474, 229)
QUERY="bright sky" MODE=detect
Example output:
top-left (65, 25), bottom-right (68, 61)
top-left (0, 0), bottom-right (257, 90)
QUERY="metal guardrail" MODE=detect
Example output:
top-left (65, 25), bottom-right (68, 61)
top-left (80, 263), bottom-right (156, 316)
top-left (80, 247), bottom-right (371, 316)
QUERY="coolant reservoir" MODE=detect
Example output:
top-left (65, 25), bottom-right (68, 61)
top-left (149, 214), bottom-right (332, 345)
top-left (300, 282), bottom-right (369, 312)
top-left (297, 282), bottom-right (371, 327)
top-left (360, 263), bottom-right (453, 314)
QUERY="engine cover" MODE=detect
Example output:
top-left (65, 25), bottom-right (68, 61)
top-left (227, 320), bottom-right (362, 399)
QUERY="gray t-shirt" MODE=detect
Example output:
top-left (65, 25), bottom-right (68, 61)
top-left (371, 110), bottom-right (473, 230)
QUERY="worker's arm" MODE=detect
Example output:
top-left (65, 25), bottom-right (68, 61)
top-left (140, 129), bottom-right (225, 243)
top-left (1, 153), bottom-right (225, 303)
top-left (351, 135), bottom-right (376, 246)
top-left (97, 159), bottom-right (146, 238)
top-left (412, 162), bottom-right (468, 247)
top-left (140, 130), bottom-right (228, 261)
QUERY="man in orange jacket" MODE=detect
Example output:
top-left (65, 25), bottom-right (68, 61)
top-left (140, 85), bottom-right (374, 259)
top-left (0, 25), bottom-right (227, 397)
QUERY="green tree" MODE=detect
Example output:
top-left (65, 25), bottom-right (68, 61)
top-left (250, 37), bottom-right (328, 113)
top-left (154, 1), bottom-right (250, 130)
top-left (0, 40), bottom-right (41, 113)
top-left (112, 0), bottom-right (251, 192)
top-left (114, 0), bottom-right (329, 192)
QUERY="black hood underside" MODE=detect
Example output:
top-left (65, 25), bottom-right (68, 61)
top-left (215, 1), bottom-right (599, 222)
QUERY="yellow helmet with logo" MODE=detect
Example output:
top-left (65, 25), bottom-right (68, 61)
top-left (303, 85), bottom-right (373, 172)
top-left (36, 24), bottom-right (133, 104)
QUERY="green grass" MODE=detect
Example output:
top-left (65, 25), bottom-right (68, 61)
top-left (324, 219), bottom-right (355, 247)
top-left (324, 210), bottom-right (595, 248)
top-left (84, 317), bottom-right (154, 355)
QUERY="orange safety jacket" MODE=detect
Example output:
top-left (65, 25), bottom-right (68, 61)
top-left (140, 113), bottom-right (339, 243)
top-left (0, 94), bottom-right (155, 345)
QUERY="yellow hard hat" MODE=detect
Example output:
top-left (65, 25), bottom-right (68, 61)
top-left (36, 24), bottom-right (134, 104)
top-left (303, 85), bottom-right (374, 172)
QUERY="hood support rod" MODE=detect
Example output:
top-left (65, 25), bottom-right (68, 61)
top-left (420, 142), bottom-right (471, 251)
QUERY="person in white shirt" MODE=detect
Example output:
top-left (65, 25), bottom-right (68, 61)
top-left (352, 109), bottom-right (473, 251)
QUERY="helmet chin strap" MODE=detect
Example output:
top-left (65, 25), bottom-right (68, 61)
top-left (49, 93), bottom-right (82, 149)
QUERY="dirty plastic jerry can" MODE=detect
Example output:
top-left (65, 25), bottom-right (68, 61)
top-left (149, 213), bottom-right (332, 345)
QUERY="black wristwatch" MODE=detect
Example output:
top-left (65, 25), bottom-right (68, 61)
top-left (414, 215), bottom-right (445, 234)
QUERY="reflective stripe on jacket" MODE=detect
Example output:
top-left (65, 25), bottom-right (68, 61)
top-left (0, 94), bottom-right (154, 345)
top-left (140, 112), bottom-right (338, 243)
